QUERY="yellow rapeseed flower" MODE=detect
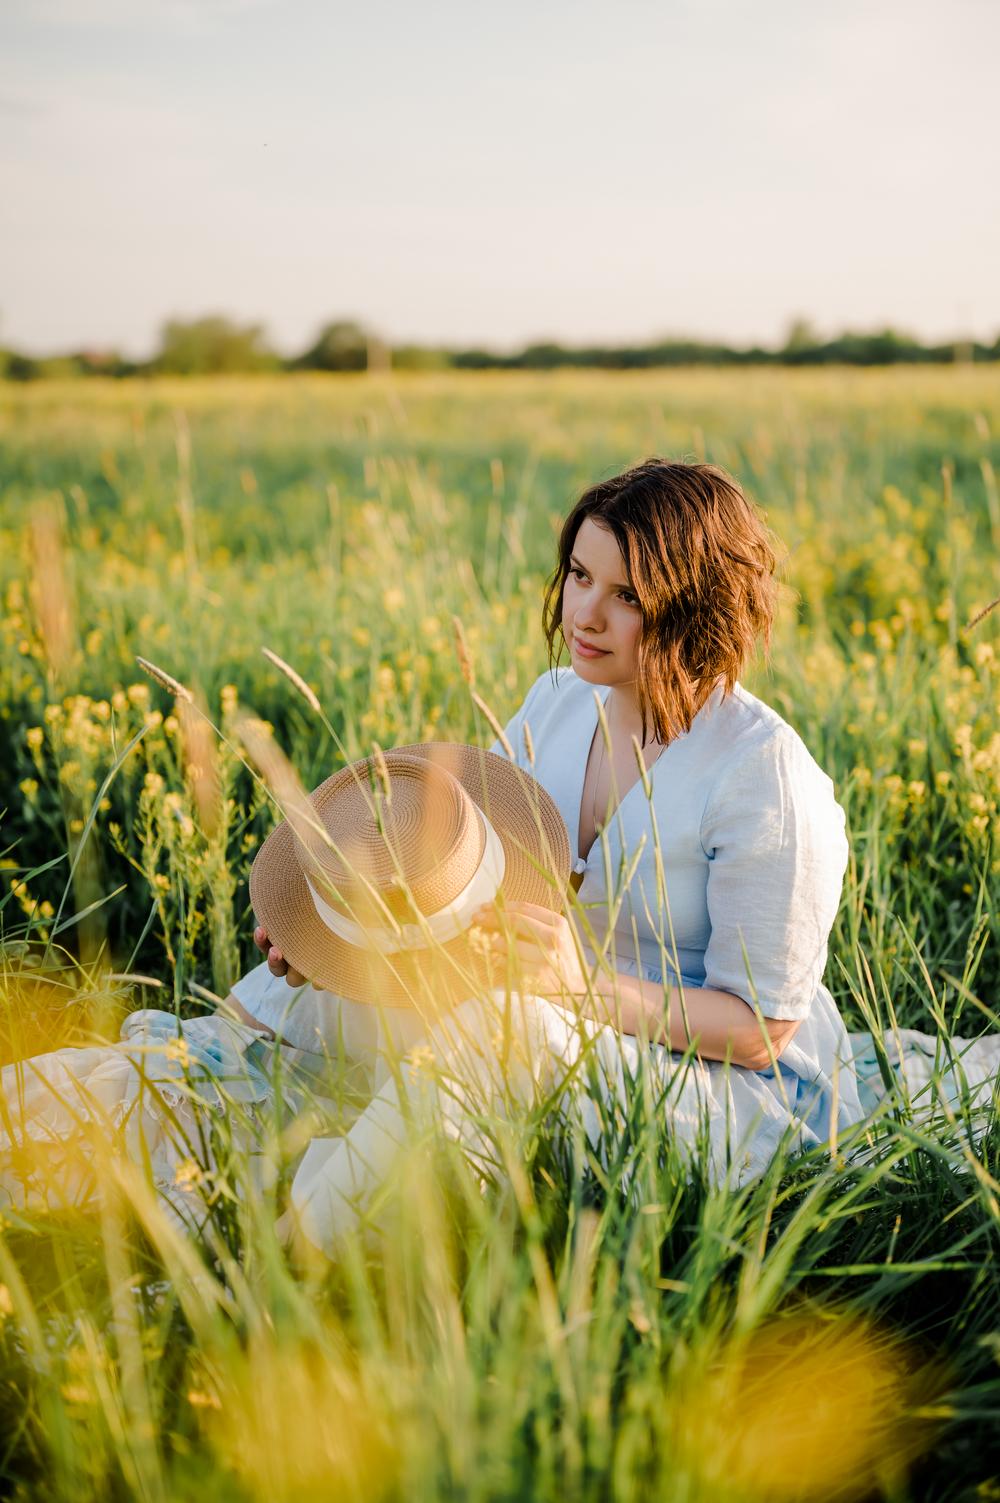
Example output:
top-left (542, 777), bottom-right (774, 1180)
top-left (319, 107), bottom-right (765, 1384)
top-left (173, 1157), bottom-right (203, 1190)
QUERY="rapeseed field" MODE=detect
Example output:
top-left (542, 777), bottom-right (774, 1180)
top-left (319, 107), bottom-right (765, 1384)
top-left (0, 369), bottom-right (997, 1501)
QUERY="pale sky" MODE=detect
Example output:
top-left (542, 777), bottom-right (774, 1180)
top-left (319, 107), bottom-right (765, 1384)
top-left (2, 0), bottom-right (998, 358)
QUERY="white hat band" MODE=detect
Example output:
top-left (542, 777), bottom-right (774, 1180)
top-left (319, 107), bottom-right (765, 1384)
top-left (304, 807), bottom-right (507, 955)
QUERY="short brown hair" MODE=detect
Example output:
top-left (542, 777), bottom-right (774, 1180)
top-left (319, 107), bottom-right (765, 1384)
top-left (542, 459), bottom-right (779, 744)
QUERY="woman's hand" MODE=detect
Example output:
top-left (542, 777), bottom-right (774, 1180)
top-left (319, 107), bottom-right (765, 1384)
top-left (471, 900), bottom-right (588, 1000)
top-left (253, 925), bottom-right (310, 988)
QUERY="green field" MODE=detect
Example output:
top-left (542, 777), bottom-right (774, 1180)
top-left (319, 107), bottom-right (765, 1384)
top-left (1, 369), bottom-right (998, 1500)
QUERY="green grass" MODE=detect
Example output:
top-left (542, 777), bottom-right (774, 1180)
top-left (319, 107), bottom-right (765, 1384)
top-left (0, 369), bottom-right (998, 1501)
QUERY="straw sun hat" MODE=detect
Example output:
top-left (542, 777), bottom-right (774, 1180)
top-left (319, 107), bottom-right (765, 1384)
top-left (249, 742), bottom-right (571, 1009)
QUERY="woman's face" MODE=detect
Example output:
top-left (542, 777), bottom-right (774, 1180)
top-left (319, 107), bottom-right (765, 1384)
top-left (561, 517), bottom-right (644, 689)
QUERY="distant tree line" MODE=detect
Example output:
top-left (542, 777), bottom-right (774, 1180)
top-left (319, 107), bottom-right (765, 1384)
top-left (2, 314), bottom-right (997, 379)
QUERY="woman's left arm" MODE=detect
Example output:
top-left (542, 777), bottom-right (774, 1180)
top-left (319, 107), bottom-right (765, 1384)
top-left (587, 965), bottom-right (801, 1069)
top-left (474, 724), bottom-right (846, 1073)
top-left (471, 901), bottom-right (799, 1070)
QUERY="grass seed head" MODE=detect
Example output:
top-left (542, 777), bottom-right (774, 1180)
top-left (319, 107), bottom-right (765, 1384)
top-left (30, 497), bottom-right (76, 678)
top-left (135, 656), bottom-right (194, 703)
top-left (261, 647), bottom-right (322, 714)
top-left (451, 615), bottom-right (476, 688)
top-left (471, 691), bottom-right (513, 759)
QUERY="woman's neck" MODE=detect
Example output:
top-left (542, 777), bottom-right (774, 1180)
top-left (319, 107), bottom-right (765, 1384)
top-left (604, 669), bottom-right (719, 748)
top-left (604, 684), bottom-right (663, 748)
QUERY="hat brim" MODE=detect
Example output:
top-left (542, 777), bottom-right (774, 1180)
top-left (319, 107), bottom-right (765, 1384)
top-left (248, 742), bottom-right (571, 1011)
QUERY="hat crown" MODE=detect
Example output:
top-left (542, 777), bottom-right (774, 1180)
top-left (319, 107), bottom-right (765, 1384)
top-left (295, 751), bottom-right (485, 921)
top-left (249, 740), bottom-right (571, 1006)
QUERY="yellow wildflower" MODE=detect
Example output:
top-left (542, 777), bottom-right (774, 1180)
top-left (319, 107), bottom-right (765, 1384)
top-left (173, 1157), bottom-right (203, 1190)
top-left (187, 1389), bottom-right (222, 1410)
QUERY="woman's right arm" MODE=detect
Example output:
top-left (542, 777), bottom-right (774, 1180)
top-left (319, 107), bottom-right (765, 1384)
top-left (225, 991), bottom-right (278, 1039)
top-left (232, 929), bottom-right (379, 1064)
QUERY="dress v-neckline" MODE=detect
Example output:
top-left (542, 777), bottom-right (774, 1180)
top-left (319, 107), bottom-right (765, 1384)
top-left (573, 685), bottom-right (670, 868)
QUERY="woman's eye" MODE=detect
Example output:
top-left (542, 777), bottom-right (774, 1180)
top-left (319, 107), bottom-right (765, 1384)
top-left (569, 567), bottom-right (587, 581)
top-left (621, 591), bottom-right (639, 607)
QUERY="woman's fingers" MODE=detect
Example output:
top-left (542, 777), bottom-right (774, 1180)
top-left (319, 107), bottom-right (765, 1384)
top-left (265, 944), bottom-right (288, 975)
top-left (473, 904), bottom-right (560, 940)
top-left (254, 926), bottom-right (307, 985)
top-left (271, 949), bottom-right (309, 987)
top-left (503, 900), bottom-right (567, 922)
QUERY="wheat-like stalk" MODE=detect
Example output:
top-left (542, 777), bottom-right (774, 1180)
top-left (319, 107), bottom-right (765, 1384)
top-left (30, 498), bottom-right (75, 678)
top-left (236, 713), bottom-right (331, 862)
top-left (371, 742), bottom-right (393, 804)
top-left (179, 697), bottom-right (221, 836)
top-left (261, 647), bottom-right (322, 714)
top-left (135, 655), bottom-right (194, 703)
top-left (966, 595), bottom-right (1000, 633)
top-left (522, 720), bottom-right (536, 768)
top-left (471, 691), bottom-right (513, 759)
top-left (451, 615), bottom-right (476, 689)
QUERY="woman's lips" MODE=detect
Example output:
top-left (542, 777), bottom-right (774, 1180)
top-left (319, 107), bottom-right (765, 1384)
top-left (572, 635), bottom-right (610, 658)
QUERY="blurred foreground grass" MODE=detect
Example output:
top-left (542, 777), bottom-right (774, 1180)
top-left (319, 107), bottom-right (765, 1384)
top-left (0, 369), bottom-right (998, 1501)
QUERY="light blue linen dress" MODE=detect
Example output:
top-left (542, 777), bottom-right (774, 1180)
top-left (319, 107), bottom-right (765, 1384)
top-left (238, 661), bottom-right (867, 1247)
top-left (4, 667), bottom-right (995, 1247)
top-left (489, 666), bottom-right (867, 1148)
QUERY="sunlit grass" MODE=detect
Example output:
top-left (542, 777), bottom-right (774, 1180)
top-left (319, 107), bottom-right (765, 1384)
top-left (0, 369), bottom-right (998, 1500)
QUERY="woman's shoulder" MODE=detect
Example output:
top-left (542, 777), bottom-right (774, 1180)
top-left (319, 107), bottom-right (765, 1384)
top-left (491, 665), bottom-right (584, 763)
top-left (700, 682), bottom-right (837, 796)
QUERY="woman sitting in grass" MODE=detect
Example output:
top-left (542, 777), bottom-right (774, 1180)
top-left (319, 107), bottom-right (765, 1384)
top-left (245, 460), bottom-right (873, 1252)
top-left (5, 459), bottom-right (993, 1253)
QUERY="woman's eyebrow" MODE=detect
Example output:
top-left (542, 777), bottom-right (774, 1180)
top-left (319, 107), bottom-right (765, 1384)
top-left (569, 554), bottom-right (632, 591)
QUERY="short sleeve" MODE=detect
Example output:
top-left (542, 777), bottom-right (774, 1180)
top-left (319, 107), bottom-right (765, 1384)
top-left (698, 727), bottom-right (848, 1021)
top-left (231, 961), bottom-right (374, 1059)
top-left (230, 960), bottom-right (297, 1017)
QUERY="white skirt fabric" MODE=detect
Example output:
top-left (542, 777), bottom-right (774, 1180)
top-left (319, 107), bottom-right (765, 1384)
top-left (289, 992), bottom-right (1000, 1254)
top-left (0, 1009), bottom-right (323, 1234)
top-left (1, 998), bottom-right (997, 1253)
